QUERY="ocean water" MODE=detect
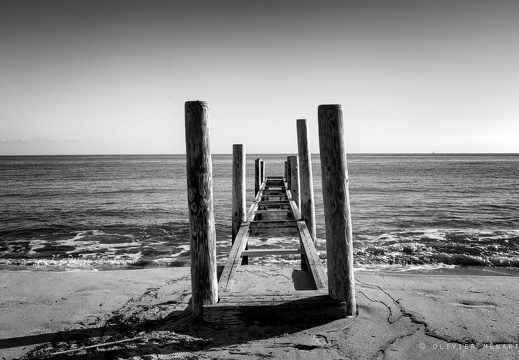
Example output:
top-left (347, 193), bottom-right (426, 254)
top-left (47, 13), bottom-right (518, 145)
top-left (1, 154), bottom-right (518, 271)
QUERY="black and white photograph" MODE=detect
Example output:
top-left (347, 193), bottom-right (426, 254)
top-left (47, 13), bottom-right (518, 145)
top-left (1, 1), bottom-right (518, 359)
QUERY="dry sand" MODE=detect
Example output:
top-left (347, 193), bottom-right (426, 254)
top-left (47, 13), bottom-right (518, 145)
top-left (1, 266), bottom-right (519, 360)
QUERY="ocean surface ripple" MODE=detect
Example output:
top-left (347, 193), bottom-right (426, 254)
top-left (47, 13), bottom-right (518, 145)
top-left (1, 154), bottom-right (518, 271)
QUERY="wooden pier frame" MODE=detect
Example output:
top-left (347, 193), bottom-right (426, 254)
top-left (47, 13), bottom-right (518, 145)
top-left (184, 101), bottom-right (353, 324)
top-left (184, 101), bottom-right (218, 320)
top-left (218, 175), bottom-right (328, 296)
top-left (318, 104), bottom-right (356, 316)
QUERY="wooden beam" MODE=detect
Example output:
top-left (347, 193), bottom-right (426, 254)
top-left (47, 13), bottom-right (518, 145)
top-left (255, 209), bottom-right (292, 214)
top-left (261, 195), bottom-right (287, 201)
top-left (262, 189), bottom-right (286, 195)
top-left (246, 201), bottom-right (260, 222)
top-left (218, 223), bottom-right (251, 294)
top-left (258, 200), bottom-right (291, 206)
top-left (289, 200), bottom-right (301, 220)
top-left (217, 291), bottom-right (331, 303)
top-left (241, 248), bottom-right (304, 257)
top-left (249, 220), bottom-right (298, 229)
top-left (232, 144), bottom-right (246, 245)
top-left (289, 155), bottom-right (300, 208)
top-left (296, 119), bottom-right (316, 242)
top-left (296, 221), bottom-right (327, 291)
top-left (286, 156), bottom-right (292, 191)
top-left (261, 159), bottom-right (266, 185)
top-left (318, 104), bottom-right (356, 316)
top-left (254, 158), bottom-right (262, 196)
top-left (258, 200), bottom-right (290, 205)
top-left (184, 100), bottom-right (218, 320)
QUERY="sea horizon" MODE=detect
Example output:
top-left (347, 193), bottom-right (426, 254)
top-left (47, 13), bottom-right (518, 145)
top-left (1, 152), bottom-right (519, 157)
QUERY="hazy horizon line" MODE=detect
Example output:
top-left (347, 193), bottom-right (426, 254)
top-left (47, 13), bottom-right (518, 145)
top-left (2, 152), bottom-right (518, 157)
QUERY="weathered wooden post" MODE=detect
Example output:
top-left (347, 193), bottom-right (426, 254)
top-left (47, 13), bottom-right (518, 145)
top-left (318, 104), bottom-right (356, 316)
top-left (286, 156), bottom-right (292, 192)
top-left (255, 158), bottom-right (262, 197)
top-left (232, 144), bottom-right (246, 244)
top-left (261, 160), bottom-right (266, 185)
top-left (296, 119), bottom-right (316, 242)
top-left (289, 156), bottom-right (300, 208)
top-left (184, 101), bottom-right (218, 320)
top-left (284, 161), bottom-right (288, 183)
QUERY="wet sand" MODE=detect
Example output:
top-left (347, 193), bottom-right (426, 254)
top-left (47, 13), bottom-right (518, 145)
top-left (1, 266), bottom-right (519, 359)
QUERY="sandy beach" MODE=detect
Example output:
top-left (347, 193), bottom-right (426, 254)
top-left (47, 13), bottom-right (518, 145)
top-left (1, 266), bottom-right (519, 360)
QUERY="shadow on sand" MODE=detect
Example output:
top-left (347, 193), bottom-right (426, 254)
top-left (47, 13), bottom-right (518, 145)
top-left (9, 266), bottom-right (346, 359)
top-left (12, 298), bottom-right (345, 359)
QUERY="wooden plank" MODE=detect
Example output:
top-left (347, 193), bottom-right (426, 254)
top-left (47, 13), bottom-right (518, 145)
top-left (217, 296), bottom-right (334, 307)
top-left (217, 295), bottom-right (335, 307)
top-left (255, 209), bottom-right (292, 214)
top-left (249, 220), bottom-right (298, 229)
top-left (258, 200), bottom-right (289, 205)
top-left (265, 184), bottom-right (285, 192)
top-left (261, 194), bottom-right (287, 199)
top-left (285, 189), bottom-right (292, 199)
top-left (243, 198), bottom-right (260, 265)
top-left (218, 223), bottom-right (251, 294)
top-left (289, 200), bottom-right (301, 220)
top-left (296, 221), bottom-right (327, 291)
top-left (258, 202), bottom-right (291, 207)
top-left (246, 201), bottom-right (260, 222)
top-left (262, 190), bottom-right (286, 195)
top-left (257, 202), bottom-right (291, 210)
top-left (241, 248), bottom-right (304, 257)
top-left (203, 299), bottom-right (346, 327)
top-left (218, 290), bottom-right (328, 301)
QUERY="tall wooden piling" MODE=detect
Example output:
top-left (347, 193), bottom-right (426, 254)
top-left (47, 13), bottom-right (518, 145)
top-left (261, 160), bottom-right (266, 185)
top-left (296, 119), bottom-right (316, 242)
top-left (255, 158), bottom-right (262, 196)
top-left (184, 101), bottom-right (218, 320)
top-left (289, 156), bottom-right (300, 208)
top-left (317, 104), bottom-right (356, 316)
top-left (286, 156), bottom-right (292, 191)
top-left (232, 144), bottom-right (246, 244)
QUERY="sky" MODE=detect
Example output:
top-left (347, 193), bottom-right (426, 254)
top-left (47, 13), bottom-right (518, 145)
top-left (1, 0), bottom-right (518, 155)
